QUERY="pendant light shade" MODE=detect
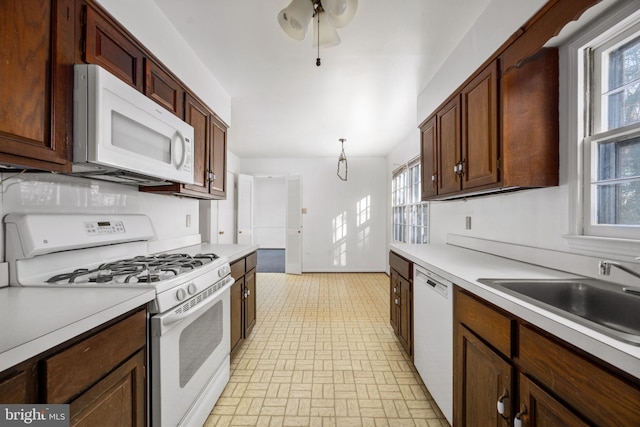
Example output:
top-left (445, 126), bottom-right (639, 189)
top-left (278, 0), bottom-right (314, 41)
top-left (324, 0), bottom-right (357, 28)
top-left (313, 11), bottom-right (340, 48)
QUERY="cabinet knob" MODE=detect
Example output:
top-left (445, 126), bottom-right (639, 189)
top-left (393, 287), bottom-right (397, 294)
top-left (496, 388), bottom-right (509, 417)
top-left (459, 159), bottom-right (465, 176)
top-left (431, 173), bottom-right (437, 186)
top-left (514, 404), bottom-right (527, 427)
top-left (395, 298), bottom-right (399, 305)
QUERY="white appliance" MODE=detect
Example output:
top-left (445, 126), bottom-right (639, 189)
top-left (4, 213), bottom-right (232, 427)
top-left (413, 265), bottom-right (453, 424)
top-left (73, 64), bottom-right (194, 186)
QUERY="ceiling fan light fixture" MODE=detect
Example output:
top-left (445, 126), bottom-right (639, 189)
top-left (278, 0), bottom-right (314, 41)
top-left (313, 11), bottom-right (341, 48)
top-left (326, 0), bottom-right (357, 28)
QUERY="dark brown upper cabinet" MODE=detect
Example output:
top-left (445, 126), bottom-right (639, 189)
top-left (420, 0), bottom-right (601, 200)
top-left (0, 0), bottom-right (74, 172)
top-left (144, 59), bottom-right (185, 118)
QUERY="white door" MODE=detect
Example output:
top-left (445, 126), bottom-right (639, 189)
top-left (237, 173), bottom-right (254, 244)
top-left (285, 175), bottom-right (302, 274)
top-left (217, 171), bottom-right (236, 244)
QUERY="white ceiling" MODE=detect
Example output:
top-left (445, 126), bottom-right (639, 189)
top-left (152, 0), bottom-right (492, 158)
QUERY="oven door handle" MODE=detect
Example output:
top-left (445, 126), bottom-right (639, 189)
top-left (156, 277), bottom-right (233, 332)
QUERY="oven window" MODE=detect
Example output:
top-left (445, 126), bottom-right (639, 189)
top-left (179, 300), bottom-right (223, 387)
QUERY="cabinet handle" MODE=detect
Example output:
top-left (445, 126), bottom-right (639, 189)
top-left (514, 404), bottom-right (527, 427)
top-left (212, 172), bottom-right (216, 181)
top-left (246, 289), bottom-right (251, 297)
top-left (431, 173), bottom-right (437, 184)
top-left (496, 388), bottom-right (509, 417)
top-left (393, 287), bottom-right (397, 294)
top-left (395, 298), bottom-right (399, 305)
top-left (453, 164), bottom-right (458, 174)
top-left (459, 159), bottom-right (465, 176)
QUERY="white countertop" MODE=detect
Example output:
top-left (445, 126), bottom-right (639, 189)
top-left (169, 243), bottom-right (260, 263)
top-left (0, 287), bottom-right (155, 373)
top-left (390, 242), bottom-right (640, 380)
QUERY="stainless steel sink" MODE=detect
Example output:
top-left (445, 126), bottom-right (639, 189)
top-left (476, 278), bottom-right (640, 345)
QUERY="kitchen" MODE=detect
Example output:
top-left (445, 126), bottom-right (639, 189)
top-left (1, 0), bottom-right (640, 426)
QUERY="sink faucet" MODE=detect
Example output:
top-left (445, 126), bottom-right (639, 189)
top-left (599, 259), bottom-right (640, 296)
top-left (599, 259), bottom-right (640, 280)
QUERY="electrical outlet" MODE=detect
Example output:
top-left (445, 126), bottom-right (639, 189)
top-left (186, 214), bottom-right (191, 227)
top-left (465, 216), bottom-right (472, 230)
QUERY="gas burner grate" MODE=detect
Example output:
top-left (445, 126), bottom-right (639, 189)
top-left (46, 252), bottom-right (220, 285)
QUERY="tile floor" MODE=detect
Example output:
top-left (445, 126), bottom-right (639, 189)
top-left (205, 272), bottom-right (449, 427)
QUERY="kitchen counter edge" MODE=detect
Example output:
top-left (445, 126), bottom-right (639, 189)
top-left (389, 242), bottom-right (640, 380)
top-left (0, 287), bottom-right (155, 373)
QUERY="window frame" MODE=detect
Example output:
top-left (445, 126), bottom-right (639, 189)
top-left (564, 0), bottom-right (640, 255)
top-left (391, 156), bottom-right (429, 244)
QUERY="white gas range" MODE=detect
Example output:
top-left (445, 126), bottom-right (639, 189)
top-left (4, 213), bottom-right (232, 427)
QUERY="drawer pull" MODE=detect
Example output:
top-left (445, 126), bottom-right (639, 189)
top-left (514, 404), bottom-right (527, 427)
top-left (496, 388), bottom-right (509, 417)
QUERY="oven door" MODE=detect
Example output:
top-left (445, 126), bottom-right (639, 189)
top-left (150, 282), bottom-right (230, 427)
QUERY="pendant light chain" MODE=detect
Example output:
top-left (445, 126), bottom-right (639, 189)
top-left (316, 9), bottom-right (321, 66)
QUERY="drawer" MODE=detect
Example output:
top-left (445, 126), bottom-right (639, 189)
top-left (389, 251), bottom-right (411, 281)
top-left (230, 258), bottom-right (245, 280)
top-left (44, 309), bottom-right (146, 403)
top-left (454, 288), bottom-right (514, 358)
top-left (519, 324), bottom-right (640, 427)
top-left (246, 251), bottom-right (257, 271)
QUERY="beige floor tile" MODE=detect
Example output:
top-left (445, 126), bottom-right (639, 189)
top-left (207, 273), bottom-right (449, 427)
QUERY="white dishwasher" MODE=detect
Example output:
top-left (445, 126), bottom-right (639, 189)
top-left (413, 265), bottom-right (453, 424)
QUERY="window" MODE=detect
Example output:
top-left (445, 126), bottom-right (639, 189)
top-left (392, 157), bottom-right (428, 243)
top-left (582, 11), bottom-right (640, 240)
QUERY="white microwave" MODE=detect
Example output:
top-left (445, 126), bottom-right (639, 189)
top-left (72, 64), bottom-right (194, 186)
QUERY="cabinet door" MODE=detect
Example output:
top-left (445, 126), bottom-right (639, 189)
top-left (209, 116), bottom-right (227, 198)
top-left (397, 274), bottom-right (412, 356)
top-left (244, 268), bottom-right (257, 336)
top-left (84, 5), bottom-right (144, 91)
top-left (517, 373), bottom-right (589, 427)
top-left (389, 270), bottom-right (400, 334)
top-left (0, 0), bottom-right (73, 172)
top-left (454, 325), bottom-right (512, 427)
top-left (183, 94), bottom-right (210, 195)
top-left (144, 60), bottom-right (184, 118)
top-left (501, 47), bottom-right (558, 188)
top-left (462, 60), bottom-right (499, 190)
top-left (438, 96), bottom-right (461, 196)
top-left (69, 350), bottom-right (145, 427)
top-left (420, 116), bottom-right (438, 199)
top-left (230, 277), bottom-right (244, 354)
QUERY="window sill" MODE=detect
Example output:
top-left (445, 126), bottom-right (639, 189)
top-left (563, 235), bottom-right (640, 259)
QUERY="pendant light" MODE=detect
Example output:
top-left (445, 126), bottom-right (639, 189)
top-left (337, 138), bottom-right (348, 181)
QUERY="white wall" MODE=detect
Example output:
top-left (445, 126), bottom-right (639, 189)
top-left (0, 173), bottom-right (200, 261)
top-left (240, 157), bottom-right (387, 272)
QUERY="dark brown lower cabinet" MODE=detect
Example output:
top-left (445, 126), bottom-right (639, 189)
top-left (0, 308), bottom-right (147, 426)
top-left (454, 287), bottom-right (640, 427)
top-left (69, 350), bottom-right (145, 427)
top-left (455, 325), bottom-right (512, 427)
top-left (230, 251), bottom-right (257, 356)
top-left (517, 373), bottom-right (589, 427)
top-left (389, 251), bottom-right (412, 358)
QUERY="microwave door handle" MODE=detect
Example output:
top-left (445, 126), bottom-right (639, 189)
top-left (173, 131), bottom-right (187, 170)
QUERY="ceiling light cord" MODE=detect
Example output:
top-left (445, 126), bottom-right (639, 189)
top-left (316, 5), bottom-right (321, 66)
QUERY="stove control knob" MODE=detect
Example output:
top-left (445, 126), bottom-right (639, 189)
top-left (176, 288), bottom-right (187, 301)
top-left (187, 283), bottom-right (197, 295)
top-left (218, 268), bottom-right (225, 278)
